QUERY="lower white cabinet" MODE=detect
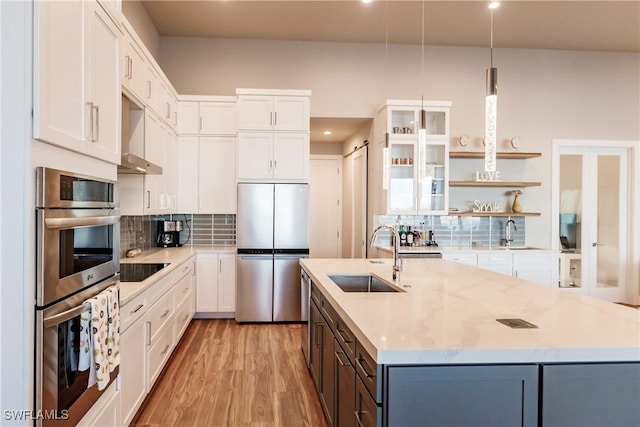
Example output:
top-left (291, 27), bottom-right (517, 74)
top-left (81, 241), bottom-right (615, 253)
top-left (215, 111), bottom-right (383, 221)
top-left (196, 252), bottom-right (236, 316)
top-left (513, 252), bottom-right (558, 287)
top-left (119, 314), bottom-right (147, 426)
top-left (77, 381), bottom-right (120, 427)
top-left (443, 250), bottom-right (558, 286)
top-left (119, 256), bottom-right (196, 426)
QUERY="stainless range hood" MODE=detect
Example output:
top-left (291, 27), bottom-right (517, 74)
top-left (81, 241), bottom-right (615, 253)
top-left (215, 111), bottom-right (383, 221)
top-left (118, 95), bottom-right (162, 175)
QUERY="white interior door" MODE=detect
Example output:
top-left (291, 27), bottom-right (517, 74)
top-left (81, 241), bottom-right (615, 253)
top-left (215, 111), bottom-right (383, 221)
top-left (556, 144), bottom-right (629, 302)
top-left (310, 156), bottom-right (342, 258)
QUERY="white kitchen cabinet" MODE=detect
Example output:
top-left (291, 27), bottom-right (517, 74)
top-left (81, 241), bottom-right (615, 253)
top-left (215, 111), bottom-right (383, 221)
top-left (199, 136), bottom-right (237, 213)
top-left (76, 381), bottom-right (120, 427)
top-left (144, 64), bottom-right (160, 110)
top-left (442, 252), bottom-right (478, 266)
top-left (122, 29), bottom-right (146, 104)
top-left (477, 252), bottom-right (512, 276)
top-left (237, 94), bottom-right (309, 131)
top-left (33, 0), bottom-right (120, 164)
top-left (513, 252), bottom-right (558, 287)
top-left (119, 313), bottom-right (147, 426)
top-left (179, 99), bottom-right (238, 135)
top-left (196, 252), bottom-right (236, 316)
top-left (178, 136), bottom-right (237, 214)
top-left (237, 132), bottom-right (309, 181)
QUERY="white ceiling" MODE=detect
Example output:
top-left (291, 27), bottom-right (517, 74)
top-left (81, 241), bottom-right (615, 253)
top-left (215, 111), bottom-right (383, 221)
top-left (141, 0), bottom-right (640, 142)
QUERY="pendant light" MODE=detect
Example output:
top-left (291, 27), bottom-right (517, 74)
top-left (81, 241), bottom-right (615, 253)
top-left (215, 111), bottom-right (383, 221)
top-left (484, 1), bottom-right (499, 172)
top-left (382, 0), bottom-right (390, 190)
top-left (418, 0), bottom-right (427, 185)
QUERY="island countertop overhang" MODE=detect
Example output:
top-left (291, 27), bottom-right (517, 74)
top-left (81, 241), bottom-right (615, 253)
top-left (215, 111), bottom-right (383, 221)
top-left (300, 258), bottom-right (640, 365)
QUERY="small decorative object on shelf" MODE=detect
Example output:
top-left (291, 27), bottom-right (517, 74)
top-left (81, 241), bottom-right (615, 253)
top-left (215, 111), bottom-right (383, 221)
top-left (458, 135), bottom-right (470, 151)
top-left (510, 136), bottom-right (521, 152)
top-left (511, 189), bottom-right (523, 213)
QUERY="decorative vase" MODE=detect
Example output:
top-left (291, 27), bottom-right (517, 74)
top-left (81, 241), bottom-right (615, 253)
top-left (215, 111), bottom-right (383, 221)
top-left (511, 191), bottom-right (523, 213)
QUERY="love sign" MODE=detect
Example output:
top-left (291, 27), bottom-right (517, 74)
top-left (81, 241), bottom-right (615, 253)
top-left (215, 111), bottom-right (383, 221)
top-left (474, 170), bottom-right (502, 182)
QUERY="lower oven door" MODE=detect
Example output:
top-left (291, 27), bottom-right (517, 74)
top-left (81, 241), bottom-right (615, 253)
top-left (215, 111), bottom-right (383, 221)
top-left (35, 282), bottom-right (119, 427)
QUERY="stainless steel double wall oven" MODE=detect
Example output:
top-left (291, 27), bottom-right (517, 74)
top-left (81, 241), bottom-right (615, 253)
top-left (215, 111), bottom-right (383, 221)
top-left (34, 168), bottom-right (120, 426)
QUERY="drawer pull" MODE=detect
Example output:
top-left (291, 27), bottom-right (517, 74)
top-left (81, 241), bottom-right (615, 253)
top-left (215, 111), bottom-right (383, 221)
top-left (160, 344), bottom-right (170, 356)
top-left (335, 350), bottom-right (350, 367)
top-left (160, 309), bottom-right (170, 319)
top-left (130, 304), bottom-right (144, 314)
top-left (337, 327), bottom-right (353, 344)
top-left (182, 287), bottom-right (189, 294)
top-left (182, 313), bottom-right (190, 322)
top-left (314, 322), bottom-right (323, 348)
top-left (356, 355), bottom-right (375, 379)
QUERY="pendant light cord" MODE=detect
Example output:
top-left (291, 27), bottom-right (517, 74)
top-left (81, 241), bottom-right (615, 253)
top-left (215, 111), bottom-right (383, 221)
top-left (421, 0), bottom-right (425, 124)
top-left (490, 8), bottom-right (494, 68)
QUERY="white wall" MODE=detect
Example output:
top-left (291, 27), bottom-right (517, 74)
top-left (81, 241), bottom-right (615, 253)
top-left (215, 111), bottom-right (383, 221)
top-left (1, 1), bottom-right (32, 424)
top-left (158, 36), bottom-right (639, 248)
top-left (122, 0), bottom-right (160, 61)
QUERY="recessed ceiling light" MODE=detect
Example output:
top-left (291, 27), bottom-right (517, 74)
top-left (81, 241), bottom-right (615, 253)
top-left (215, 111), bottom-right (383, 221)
top-left (488, 2), bottom-right (500, 9)
top-left (324, 130), bottom-right (332, 135)
top-left (362, 0), bottom-right (373, 4)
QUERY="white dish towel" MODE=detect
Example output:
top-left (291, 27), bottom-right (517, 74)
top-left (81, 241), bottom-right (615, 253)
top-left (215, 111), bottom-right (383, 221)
top-left (82, 284), bottom-right (121, 391)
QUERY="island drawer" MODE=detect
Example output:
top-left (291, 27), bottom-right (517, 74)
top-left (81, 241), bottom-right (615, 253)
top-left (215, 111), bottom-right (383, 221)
top-left (355, 342), bottom-right (381, 403)
top-left (335, 317), bottom-right (355, 362)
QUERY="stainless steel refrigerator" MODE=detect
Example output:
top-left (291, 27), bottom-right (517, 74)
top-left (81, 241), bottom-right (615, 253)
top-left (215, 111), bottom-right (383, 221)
top-left (236, 183), bottom-right (309, 322)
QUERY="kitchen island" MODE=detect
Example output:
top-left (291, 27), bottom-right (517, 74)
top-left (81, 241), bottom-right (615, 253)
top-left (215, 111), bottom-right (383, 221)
top-left (300, 258), bottom-right (640, 427)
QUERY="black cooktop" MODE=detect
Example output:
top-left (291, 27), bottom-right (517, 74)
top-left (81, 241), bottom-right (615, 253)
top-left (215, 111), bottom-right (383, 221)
top-left (119, 263), bottom-right (170, 282)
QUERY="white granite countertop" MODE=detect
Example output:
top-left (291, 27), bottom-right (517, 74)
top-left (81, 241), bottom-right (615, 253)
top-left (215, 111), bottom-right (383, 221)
top-left (119, 246), bottom-right (235, 304)
top-left (300, 258), bottom-right (640, 365)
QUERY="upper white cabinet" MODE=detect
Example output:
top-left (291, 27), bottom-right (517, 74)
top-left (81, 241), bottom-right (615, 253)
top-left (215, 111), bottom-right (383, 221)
top-left (178, 136), bottom-right (237, 214)
top-left (121, 30), bottom-right (146, 103)
top-left (237, 94), bottom-right (310, 132)
top-left (33, 0), bottom-right (120, 164)
top-left (375, 100), bottom-right (451, 216)
top-left (236, 89), bottom-right (311, 182)
top-left (237, 132), bottom-right (310, 181)
top-left (178, 97), bottom-right (237, 135)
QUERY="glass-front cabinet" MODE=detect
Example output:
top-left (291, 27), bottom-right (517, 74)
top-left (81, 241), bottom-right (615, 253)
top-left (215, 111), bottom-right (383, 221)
top-left (381, 100), bottom-right (451, 216)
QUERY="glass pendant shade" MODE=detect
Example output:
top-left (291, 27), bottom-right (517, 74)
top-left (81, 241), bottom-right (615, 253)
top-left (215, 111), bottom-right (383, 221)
top-left (484, 67), bottom-right (498, 172)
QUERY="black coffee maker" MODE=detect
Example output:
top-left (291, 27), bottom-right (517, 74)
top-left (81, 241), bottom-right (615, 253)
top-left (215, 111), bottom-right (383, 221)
top-left (156, 220), bottom-right (183, 247)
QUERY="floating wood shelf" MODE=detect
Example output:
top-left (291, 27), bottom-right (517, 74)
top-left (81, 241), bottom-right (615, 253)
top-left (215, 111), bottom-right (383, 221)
top-left (448, 211), bottom-right (541, 217)
top-left (449, 181), bottom-right (541, 187)
top-left (449, 152), bottom-right (542, 159)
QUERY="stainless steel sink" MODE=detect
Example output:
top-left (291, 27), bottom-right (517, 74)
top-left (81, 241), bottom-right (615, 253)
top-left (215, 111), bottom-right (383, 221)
top-left (327, 274), bottom-right (402, 292)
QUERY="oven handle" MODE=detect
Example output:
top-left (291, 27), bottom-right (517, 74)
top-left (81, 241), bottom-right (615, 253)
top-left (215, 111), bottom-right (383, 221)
top-left (43, 303), bottom-right (91, 328)
top-left (45, 214), bottom-right (120, 229)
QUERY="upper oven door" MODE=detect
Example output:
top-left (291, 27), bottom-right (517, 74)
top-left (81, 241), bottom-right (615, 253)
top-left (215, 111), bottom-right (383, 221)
top-left (36, 208), bottom-right (120, 307)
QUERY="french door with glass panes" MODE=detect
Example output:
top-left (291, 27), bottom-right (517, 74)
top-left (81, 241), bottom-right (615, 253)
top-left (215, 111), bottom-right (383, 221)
top-left (557, 146), bottom-right (629, 302)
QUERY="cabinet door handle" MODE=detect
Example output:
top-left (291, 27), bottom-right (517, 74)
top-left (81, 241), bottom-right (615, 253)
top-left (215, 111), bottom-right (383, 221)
top-left (124, 55), bottom-right (130, 78)
top-left (337, 327), bottom-right (353, 344)
top-left (269, 111), bottom-right (273, 126)
top-left (335, 350), bottom-right (350, 367)
top-left (93, 105), bottom-right (99, 142)
top-left (147, 80), bottom-right (152, 99)
top-left (146, 321), bottom-right (151, 346)
top-left (146, 190), bottom-right (151, 209)
top-left (160, 309), bottom-right (170, 319)
top-left (128, 57), bottom-right (133, 80)
top-left (355, 355), bottom-right (375, 378)
top-left (274, 111), bottom-right (277, 126)
top-left (86, 102), bottom-right (94, 141)
top-left (199, 117), bottom-right (203, 131)
top-left (160, 344), bottom-right (171, 356)
top-left (314, 322), bottom-right (322, 348)
top-left (130, 304), bottom-right (144, 314)
top-left (174, 111), bottom-right (177, 125)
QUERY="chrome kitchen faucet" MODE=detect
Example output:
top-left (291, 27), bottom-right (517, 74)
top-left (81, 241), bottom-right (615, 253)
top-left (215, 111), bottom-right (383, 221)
top-left (370, 225), bottom-right (403, 281)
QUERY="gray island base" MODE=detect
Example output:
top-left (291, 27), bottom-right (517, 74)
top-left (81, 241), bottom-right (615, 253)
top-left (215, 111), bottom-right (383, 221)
top-left (300, 258), bottom-right (640, 427)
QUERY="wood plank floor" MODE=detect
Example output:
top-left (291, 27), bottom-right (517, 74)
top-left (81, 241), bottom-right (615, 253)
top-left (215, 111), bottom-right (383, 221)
top-left (132, 320), bottom-right (328, 427)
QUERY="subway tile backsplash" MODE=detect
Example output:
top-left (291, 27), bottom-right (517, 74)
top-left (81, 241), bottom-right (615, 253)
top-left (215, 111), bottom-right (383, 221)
top-left (375, 215), bottom-right (525, 248)
top-left (120, 213), bottom-right (236, 258)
